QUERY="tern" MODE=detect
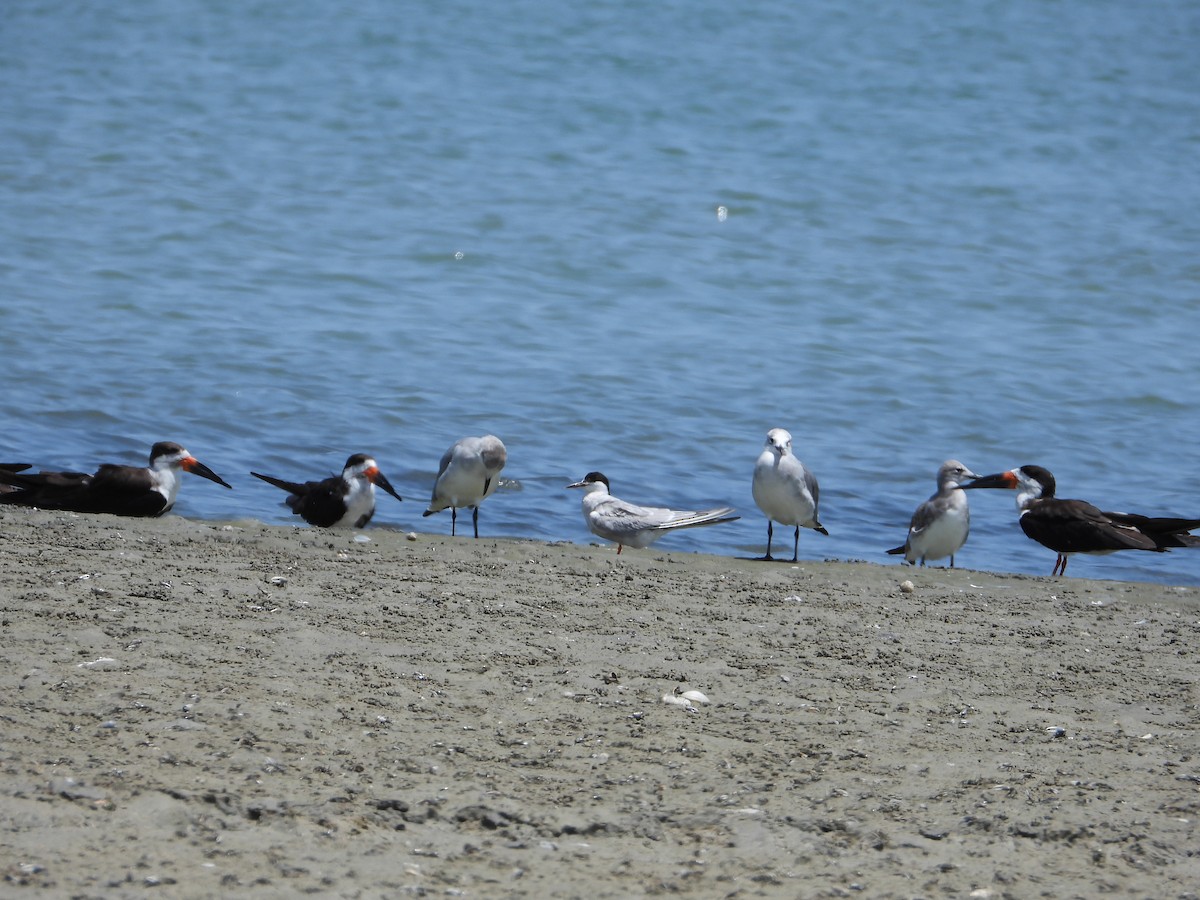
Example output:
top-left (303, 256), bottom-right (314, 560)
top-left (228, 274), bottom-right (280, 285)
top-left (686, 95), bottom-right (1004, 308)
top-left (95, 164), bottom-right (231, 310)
top-left (566, 471), bottom-right (739, 554)
top-left (752, 428), bottom-right (827, 561)
top-left (0, 442), bottom-right (231, 517)
top-left (252, 453), bottom-right (402, 528)
top-left (961, 464), bottom-right (1200, 576)
top-left (423, 435), bottom-right (507, 538)
top-left (887, 460), bottom-right (979, 567)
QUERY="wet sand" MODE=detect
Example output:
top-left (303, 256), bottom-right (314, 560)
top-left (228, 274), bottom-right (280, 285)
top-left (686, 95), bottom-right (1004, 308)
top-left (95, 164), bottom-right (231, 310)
top-left (2, 508), bottom-right (1198, 898)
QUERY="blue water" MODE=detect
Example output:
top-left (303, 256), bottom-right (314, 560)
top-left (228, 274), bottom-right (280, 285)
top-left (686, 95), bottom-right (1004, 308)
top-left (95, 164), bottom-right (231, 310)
top-left (3, 1), bottom-right (1199, 585)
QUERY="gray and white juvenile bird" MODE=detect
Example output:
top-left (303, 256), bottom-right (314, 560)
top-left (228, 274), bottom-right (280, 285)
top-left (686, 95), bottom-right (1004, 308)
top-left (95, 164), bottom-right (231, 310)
top-left (886, 459), bottom-right (979, 567)
top-left (567, 471), bottom-right (739, 554)
top-left (752, 427), bottom-right (827, 562)
top-left (423, 435), bottom-right (507, 538)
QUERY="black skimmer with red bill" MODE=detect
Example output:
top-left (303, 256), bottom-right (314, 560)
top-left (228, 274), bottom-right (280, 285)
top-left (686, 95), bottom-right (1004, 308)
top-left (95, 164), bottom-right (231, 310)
top-left (0, 442), bottom-right (231, 516)
top-left (752, 427), bottom-right (828, 562)
top-left (251, 453), bottom-right (402, 528)
top-left (566, 471), bottom-right (739, 554)
top-left (887, 460), bottom-right (979, 567)
top-left (960, 465), bottom-right (1200, 576)
top-left (423, 435), bottom-right (507, 538)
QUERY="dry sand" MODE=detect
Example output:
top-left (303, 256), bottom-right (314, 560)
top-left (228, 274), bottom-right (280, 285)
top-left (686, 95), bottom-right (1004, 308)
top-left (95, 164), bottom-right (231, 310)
top-left (1, 508), bottom-right (1198, 899)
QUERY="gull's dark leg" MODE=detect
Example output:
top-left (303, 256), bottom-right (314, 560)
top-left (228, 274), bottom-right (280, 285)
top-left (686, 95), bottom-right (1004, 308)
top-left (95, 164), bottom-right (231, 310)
top-left (472, 506), bottom-right (479, 539)
top-left (792, 525), bottom-right (800, 563)
top-left (758, 520), bottom-right (775, 561)
top-left (451, 507), bottom-right (457, 536)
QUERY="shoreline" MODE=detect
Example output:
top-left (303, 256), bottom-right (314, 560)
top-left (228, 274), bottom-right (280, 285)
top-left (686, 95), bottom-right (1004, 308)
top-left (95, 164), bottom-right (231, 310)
top-left (2, 508), bottom-right (1198, 897)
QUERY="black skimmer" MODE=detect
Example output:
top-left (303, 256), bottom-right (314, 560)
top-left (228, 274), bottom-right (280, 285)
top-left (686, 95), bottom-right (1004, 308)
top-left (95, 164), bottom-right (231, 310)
top-left (0, 442), bottom-right (231, 517)
top-left (887, 460), bottom-right (979, 567)
top-left (423, 435), bottom-right (506, 538)
top-left (960, 465), bottom-right (1200, 576)
top-left (567, 471), bottom-right (739, 554)
top-left (251, 453), bottom-right (402, 528)
top-left (752, 427), bottom-right (828, 562)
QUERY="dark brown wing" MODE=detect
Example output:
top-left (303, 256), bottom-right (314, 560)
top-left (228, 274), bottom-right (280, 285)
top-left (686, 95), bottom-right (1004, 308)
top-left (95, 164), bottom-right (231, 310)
top-left (1103, 512), bottom-right (1200, 549)
top-left (0, 465), bottom-right (168, 516)
top-left (78, 465), bottom-right (169, 516)
top-left (0, 469), bottom-right (93, 509)
top-left (252, 471), bottom-right (348, 527)
top-left (1020, 498), bottom-right (1159, 554)
top-left (0, 464), bottom-right (33, 494)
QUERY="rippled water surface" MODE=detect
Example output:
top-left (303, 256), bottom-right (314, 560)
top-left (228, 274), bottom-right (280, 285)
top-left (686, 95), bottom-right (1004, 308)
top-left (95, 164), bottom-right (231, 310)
top-left (2, 1), bottom-right (1199, 584)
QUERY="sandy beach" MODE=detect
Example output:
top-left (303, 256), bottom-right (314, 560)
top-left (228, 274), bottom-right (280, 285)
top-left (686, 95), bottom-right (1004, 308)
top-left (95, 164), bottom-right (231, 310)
top-left (2, 507), bottom-right (1198, 898)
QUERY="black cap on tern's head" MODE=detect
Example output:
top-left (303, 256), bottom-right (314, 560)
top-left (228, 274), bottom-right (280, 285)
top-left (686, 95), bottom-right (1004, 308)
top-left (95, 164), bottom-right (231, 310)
top-left (567, 471), bottom-right (610, 490)
top-left (151, 441), bottom-right (233, 489)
